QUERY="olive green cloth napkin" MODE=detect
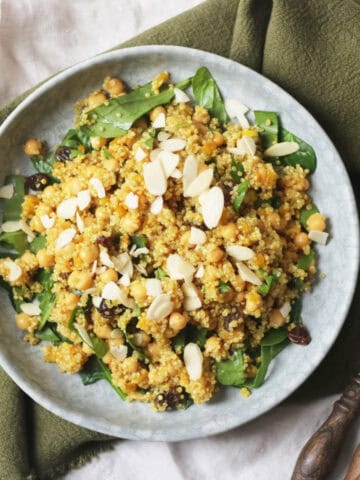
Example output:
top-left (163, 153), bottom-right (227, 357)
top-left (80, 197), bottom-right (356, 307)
top-left (0, 1), bottom-right (359, 478)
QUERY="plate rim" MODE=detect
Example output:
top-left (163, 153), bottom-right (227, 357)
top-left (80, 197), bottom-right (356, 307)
top-left (0, 45), bottom-right (359, 441)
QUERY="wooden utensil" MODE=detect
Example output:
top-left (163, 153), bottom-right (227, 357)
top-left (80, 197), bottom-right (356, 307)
top-left (291, 373), bottom-right (360, 480)
top-left (344, 445), bottom-right (360, 480)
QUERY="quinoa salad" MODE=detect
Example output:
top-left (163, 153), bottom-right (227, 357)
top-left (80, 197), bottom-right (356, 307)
top-left (0, 68), bottom-right (329, 411)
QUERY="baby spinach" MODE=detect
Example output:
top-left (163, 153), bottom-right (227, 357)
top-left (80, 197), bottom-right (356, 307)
top-left (89, 333), bottom-right (108, 359)
top-left (298, 250), bottom-right (315, 271)
top-left (280, 129), bottom-right (317, 173)
top-left (0, 230), bottom-right (28, 255)
top-left (218, 280), bottom-right (231, 294)
top-left (216, 349), bottom-right (245, 387)
top-left (172, 329), bottom-right (186, 354)
top-left (29, 235), bottom-right (46, 254)
top-left (232, 180), bottom-right (249, 212)
top-left (130, 234), bottom-right (148, 248)
top-left (258, 270), bottom-right (281, 296)
top-left (172, 324), bottom-right (208, 353)
top-left (36, 269), bottom-right (56, 330)
top-left (254, 111), bottom-right (279, 149)
top-left (300, 204), bottom-right (319, 231)
top-left (79, 356), bottom-right (127, 400)
top-left (2, 175), bottom-right (25, 222)
top-left (31, 155), bottom-right (57, 178)
top-left (35, 323), bottom-right (69, 344)
top-left (192, 66), bottom-right (228, 124)
top-left (61, 128), bottom-right (91, 155)
top-left (229, 158), bottom-right (244, 183)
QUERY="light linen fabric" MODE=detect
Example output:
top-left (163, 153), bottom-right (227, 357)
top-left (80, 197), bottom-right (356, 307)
top-left (0, 1), bottom-right (359, 479)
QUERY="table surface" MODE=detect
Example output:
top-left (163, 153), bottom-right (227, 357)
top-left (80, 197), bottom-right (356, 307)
top-left (0, 1), bottom-right (359, 478)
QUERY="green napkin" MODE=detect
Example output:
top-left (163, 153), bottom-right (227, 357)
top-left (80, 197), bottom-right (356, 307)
top-left (0, 1), bottom-right (359, 478)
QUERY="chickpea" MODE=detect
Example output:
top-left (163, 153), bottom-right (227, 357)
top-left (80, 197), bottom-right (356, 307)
top-left (130, 282), bottom-right (147, 304)
top-left (245, 291), bottom-right (262, 313)
top-left (208, 246), bottom-right (224, 263)
top-left (95, 207), bottom-right (110, 222)
top-left (99, 269), bottom-right (118, 283)
top-left (213, 132), bottom-right (225, 146)
top-left (103, 76), bottom-right (125, 96)
top-left (169, 312), bottom-right (188, 331)
top-left (269, 309), bottom-right (286, 328)
top-left (90, 136), bottom-right (107, 150)
top-left (68, 270), bottom-right (93, 291)
top-left (16, 313), bottom-right (33, 330)
top-left (23, 138), bottom-right (42, 156)
top-left (132, 331), bottom-right (151, 347)
top-left (294, 232), bottom-right (310, 248)
top-left (220, 222), bottom-right (237, 240)
top-left (79, 245), bottom-right (99, 265)
top-left (94, 323), bottom-right (113, 339)
top-left (36, 249), bottom-right (55, 268)
top-left (149, 106), bottom-right (166, 123)
top-left (122, 356), bottom-right (139, 373)
top-left (30, 216), bottom-right (46, 233)
top-left (202, 141), bottom-right (216, 156)
top-left (147, 342), bottom-right (161, 358)
top-left (307, 213), bottom-right (326, 232)
top-left (64, 293), bottom-right (80, 310)
top-left (87, 91), bottom-right (107, 109)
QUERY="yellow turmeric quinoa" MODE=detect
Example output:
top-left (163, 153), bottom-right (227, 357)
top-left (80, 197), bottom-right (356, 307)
top-left (0, 69), bottom-right (328, 411)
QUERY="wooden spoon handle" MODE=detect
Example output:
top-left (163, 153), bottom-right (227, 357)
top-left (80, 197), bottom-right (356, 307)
top-left (291, 373), bottom-right (360, 480)
top-left (344, 445), bottom-right (360, 480)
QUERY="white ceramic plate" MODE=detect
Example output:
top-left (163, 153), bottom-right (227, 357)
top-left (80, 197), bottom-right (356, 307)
top-left (0, 46), bottom-right (358, 441)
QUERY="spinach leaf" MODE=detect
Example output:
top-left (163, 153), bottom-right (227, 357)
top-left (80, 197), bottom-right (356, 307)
top-left (68, 306), bottom-right (82, 332)
top-left (298, 250), bottom-right (315, 271)
top-left (300, 204), bottom-right (319, 231)
top-left (130, 234), bottom-right (148, 248)
top-left (280, 129), bottom-right (317, 173)
top-left (36, 269), bottom-right (56, 330)
top-left (29, 235), bottom-right (46, 254)
top-left (218, 280), bottom-right (231, 294)
top-left (2, 175), bottom-right (25, 222)
top-left (254, 111), bottom-right (279, 149)
top-left (154, 267), bottom-right (167, 280)
top-left (229, 158), bottom-right (244, 183)
top-left (0, 230), bottom-right (28, 254)
top-left (216, 349), bottom-right (245, 387)
top-left (124, 318), bottom-right (148, 361)
top-left (172, 329), bottom-right (186, 354)
top-left (140, 127), bottom-right (156, 149)
top-left (257, 270), bottom-right (281, 296)
top-left (89, 333), bottom-right (108, 359)
top-left (232, 180), bottom-right (249, 212)
top-left (31, 155), bottom-right (57, 177)
top-left (61, 128), bottom-right (91, 157)
top-left (192, 67), bottom-right (228, 124)
top-left (80, 83), bottom-right (176, 138)
top-left (79, 356), bottom-right (127, 400)
top-left (290, 297), bottom-right (302, 324)
top-left (35, 323), bottom-right (63, 344)
top-left (10, 286), bottom-right (27, 313)
top-left (172, 324), bottom-right (208, 353)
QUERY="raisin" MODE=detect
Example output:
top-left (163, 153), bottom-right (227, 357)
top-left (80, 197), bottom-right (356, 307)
top-left (223, 305), bottom-right (243, 331)
top-left (55, 145), bottom-right (72, 162)
top-left (288, 325), bottom-right (311, 345)
top-left (25, 173), bottom-right (50, 191)
top-left (96, 235), bottom-right (115, 250)
top-left (97, 299), bottom-right (125, 319)
top-left (155, 386), bottom-right (186, 411)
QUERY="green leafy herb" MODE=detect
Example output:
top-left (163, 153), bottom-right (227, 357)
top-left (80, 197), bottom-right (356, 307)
top-left (254, 196), bottom-right (281, 209)
top-left (280, 129), bottom-right (317, 172)
top-left (36, 269), bottom-right (56, 330)
top-left (132, 305), bottom-right (141, 317)
top-left (89, 333), bottom-right (108, 359)
top-left (140, 127), bottom-right (156, 149)
top-left (216, 349), bottom-right (245, 387)
top-left (192, 66), bottom-right (228, 124)
top-left (29, 235), bottom-right (46, 254)
top-left (101, 148), bottom-right (113, 159)
top-left (10, 286), bottom-right (27, 313)
top-left (171, 324), bottom-right (208, 353)
top-left (172, 330), bottom-right (186, 354)
top-left (254, 111), bottom-right (279, 149)
top-left (35, 322), bottom-right (70, 344)
top-left (61, 128), bottom-right (91, 156)
top-left (232, 180), bottom-right (249, 212)
top-left (68, 306), bottom-right (82, 332)
top-left (300, 204), bottom-right (319, 231)
top-left (298, 250), bottom-right (315, 271)
top-left (130, 234), bottom-right (148, 248)
top-left (258, 270), bottom-right (281, 296)
top-left (290, 298), bottom-right (302, 323)
top-left (124, 318), bottom-right (148, 361)
top-left (154, 267), bottom-right (167, 280)
top-left (79, 356), bottom-right (127, 400)
top-left (2, 175), bottom-right (25, 222)
top-left (230, 158), bottom-right (244, 183)
top-left (218, 280), bottom-right (231, 294)
top-left (31, 155), bottom-right (57, 178)
top-left (0, 230), bottom-right (28, 254)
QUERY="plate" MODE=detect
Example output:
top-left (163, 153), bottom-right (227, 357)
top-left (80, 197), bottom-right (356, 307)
top-left (0, 46), bottom-right (358, 441)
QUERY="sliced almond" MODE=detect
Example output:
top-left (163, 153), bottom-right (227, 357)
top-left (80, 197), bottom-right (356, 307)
top-left (77, 190), bottom-right (91, 210)
top-left (119, 273), bottom-right (131, 287)
top-left (228, 136), bottom-right (256, 156)
top-left (100, 249), bottom-right (114, 268)
top-left (147, 293), bottom-right (173, 320)
top-left (184, 169), bottom-right (213, 197)
top-left (20, 301), bottom-right (41, 316)
top-left (170, 168), bottom-right (182, 179)
top-left (264, 141), bottom-right (300, 157)
top-left (89, 177), bottom-right (106, 198)
top-left (76, 212), bottom-right (84, 233)
top-left (308, 230), bottom-right (328, 245)
top-left (0, 184), bottom-right (14, 199)
top-left (189, 227), bottom-right (206, 245)
top-left (160, 138), bottom-right (186, 152)
top-left (125, 192), bottom-right (139, 209)
top-left (146, 278), bottom-right (162, 297)
top-left (166, 254), bottom-right (195, 280)
top-left (4, 261), bottom-right (22, 282)
top-left (152, 112), bottom-right (166, 129)
top-left (182, 282), bottom-right (202, 311)
top-left (195, 265), bottom-right (205, 278)
top-left (238, 114), bottom-right (250, 129)
top-left (101, 281), bottom-right (121, 301)
top-left (226, 245), bottom-right (255, 261)
top-left (157, 131), bottom-right (171, 142)
top-left (40, 215), bottom-right (55, 229)
top-left (1, 220), bottom-right (23, 232)
top-left (110, 344), bottom-right (128, 361)
top-left (112, 252), bottom-right (133, 278)
top-left (279, 301), bottom-right (291, 318)
top-left (56, 228), bottom-right (76, 250)
top-left (199, 186), bottom-right (224, 229)
top-left (74, 323), bottom-right (92, 347)
top-left (143, 158), bottom-right (167, 195)
top-left (225, 99), bottom-right (249, 117)
top-left (150, 196), bottom-right (163, 215)
top-left (131, 247), bottom-right (149, 258)
top-left (91, 260), bottom-right (98, 275)
top-left (182, 155), bottom-right (198, 192)
top-left (135, 147), bottom-right (147, 162)
top-left (158, 150), bottom-right (179, 178)
top-left (184, 343), bottom-right (203, 381)
top-left (174, 88), bottom-right (190, 103)
top-left (92, 295), bottom-right (102, 308)
top-left (19, 220), bottom-right (35, 240)
top-left (56, 197), bottom-right (78, 219)
top-left (150, 148), bottom-right (161, 162)
top-left (236, 261), bottom-right (262, 286)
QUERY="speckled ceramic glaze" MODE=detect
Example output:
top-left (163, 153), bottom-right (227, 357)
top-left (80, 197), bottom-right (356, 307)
top-left (0, 46), bottom-right (358, 441)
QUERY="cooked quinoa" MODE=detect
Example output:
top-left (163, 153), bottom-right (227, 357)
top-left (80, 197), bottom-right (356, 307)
top-left (0, 68), bottom-right (328, 411)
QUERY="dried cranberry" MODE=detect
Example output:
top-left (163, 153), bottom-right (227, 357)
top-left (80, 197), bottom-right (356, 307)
top-left (55, 145), bottom-right (72, 162)
top-left (96, 235), bottom-right (115, 250)
top-left (288, 325), bottom-right (311, 345)
top-left (97, 299), bottom-right (125, 319)
top-left (223, 305), bottom-right (243, 330)
top-left (25, 173), bottom-right (50, 191)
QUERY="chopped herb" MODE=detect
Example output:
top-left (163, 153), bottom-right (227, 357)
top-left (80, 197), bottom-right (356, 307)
top-left (154, 267), bottom-right (167, 280)
top-left (2, 175), bottom-right (25, 222)
top-left (230, 158), bottom-right (244, 183)
top-left (132, 305), bottom-right (141, 317)
top-left (218, 280), bottom-right (231, 293)
top-left (298, 250), bottom-right (315, 270)
top-left (232, 180), bottom-right (249, 212)
top-left (254, 111), bottom-right (279, 149)
top-left (216, 349), bottom-right (245, 387)
top-left (300, 204), bottom-right (319, 231)
top-left (101, 148), bottom-right (113, 159)
top-left (258, 270), bottom-right (281, 296)
top-left (29, 235), bottom-right (46, 254)
top-left (130, 234), bottom-right (148, 248)
top-left (192, 66), bottom-right (228, 124)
